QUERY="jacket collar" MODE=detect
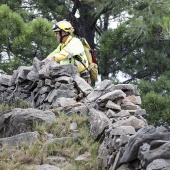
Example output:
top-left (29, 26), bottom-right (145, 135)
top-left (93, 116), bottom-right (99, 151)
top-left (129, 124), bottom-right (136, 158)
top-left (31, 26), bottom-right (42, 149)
top-left (63, 35), bottom-right (73, 46)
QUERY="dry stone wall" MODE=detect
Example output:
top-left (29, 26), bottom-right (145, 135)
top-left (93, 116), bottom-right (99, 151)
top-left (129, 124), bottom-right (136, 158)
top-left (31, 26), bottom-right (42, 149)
top-left (0, 58), bottom-right (92, 112)
top-left (0, 57), bottom-right (170, 170)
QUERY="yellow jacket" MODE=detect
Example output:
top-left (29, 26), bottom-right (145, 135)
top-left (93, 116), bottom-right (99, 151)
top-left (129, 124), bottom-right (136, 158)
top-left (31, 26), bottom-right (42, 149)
top-left (47, 36), bottom-right (89, 75)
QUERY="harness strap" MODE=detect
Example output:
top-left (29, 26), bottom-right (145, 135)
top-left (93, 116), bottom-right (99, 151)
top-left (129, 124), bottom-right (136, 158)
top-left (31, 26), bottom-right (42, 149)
top-left (80, 71), bottom-right (90, 77)
top-left (73, 55), bottom-right (89, 72)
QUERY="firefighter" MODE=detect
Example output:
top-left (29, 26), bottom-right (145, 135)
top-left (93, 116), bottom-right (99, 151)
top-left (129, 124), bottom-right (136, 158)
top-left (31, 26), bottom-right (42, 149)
top-left (47, 20), bottom-right (90, 84)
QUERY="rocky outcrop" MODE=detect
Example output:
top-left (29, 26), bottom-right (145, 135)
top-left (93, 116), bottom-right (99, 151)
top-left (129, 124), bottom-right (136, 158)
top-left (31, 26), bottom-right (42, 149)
top-left (0, 108), bottom-right (56, 137)
top-left (0, 57), bottom-right (170, 170)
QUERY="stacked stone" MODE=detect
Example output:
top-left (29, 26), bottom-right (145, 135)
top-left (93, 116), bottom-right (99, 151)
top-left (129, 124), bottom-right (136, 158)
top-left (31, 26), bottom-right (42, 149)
top-left (85, 80), bottom-right (170, 170)
top-left (85, 80), bottom-right (146, 168)
top-left (0, 62), bottom-right (39, 104)
top-left (0, 58), bottom-right (92, 114)
top-left (1, 58), bottom-right (170, 169)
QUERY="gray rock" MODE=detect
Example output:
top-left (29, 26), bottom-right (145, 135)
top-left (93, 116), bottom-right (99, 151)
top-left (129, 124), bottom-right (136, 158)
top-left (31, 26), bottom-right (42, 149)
top-left (89, 108), bottom-right (111, 140)
top-left (113, 116), bottom-right (146, 130)
top-left (119, 134), bottom-right (131, 146)
top-left (119, 126), bottom-right (170, 164)
top-left (97, 90), bottom-right (126, 104)
top-left (94, 79), bottom-right (113, 91)
top-left (146, 159), bottom-right (170, 170)
top-left (37, 80), bottom-right (45, 87)
top-left (27, 57), bottom-right (42, 81)
top-left (106, 100), bottom-right (121, 111)
top-left (121, 101), bottom-right (140, 110)
top-left (10, 70), bottom-right (18, 85)
top-left (110, 126), bottom-right (136, 136)
top-left (122, 95), bottom-right (141, 105)
top-left (45, 78), bottom-right (53, 86)
top-left (105, 109), bottom-right (116, 118)
top-left (105, 84), bottom-right (140, 96)
top-left (35, 164), bottom-right (61, 170)
top-left (50, 64), bottom-right (78, 78)
top-left (39, 62), bottom-right (55, 79)
top-left (0, 108), bottom-right (56, 137)
top-left (114, 110), bottom-right (130, 117)
top-left (0, 131), bottom-right (39, 147)
top-left (69, 122), bottom-right (77, 130)
top-left (39, 93), bottom-right (48, 104)
top-left (46, 89), bottom-right (77, 103)
top-left (39, 86), bottom-right (51, 94)
top-left (162, 168), bottom-right (170, 170)
top-left (135, 109), bottom-right (147, 116)
top-left (73, 74), bottom-right (93, 96)
top-left (0, 74), bottom-right (12, 86)
top-left (85, 89), bottom-right (104, 104)
top-left (27, 70), bottom-right (39, 81)
top-left (58, 84), bottom-right (69, 90)
top-left (52, 97), bottom-right (89, 115)
top-left (98, 140), bottom-right (110, 167)
top-left (138, 143), bottom-right (150, 161)
top-left (75, 151), bottom-right (91, 161)
top-left (116, 164), bottom-right (131, 170)
top-left (55, 81), bottom-right (61, 89)
top-left (33, 57), bottom-right (42, 70)
top-left (150, 140), bottom-right (170, 150)
top-left (66, 104), bottom-right (89, 115)
top-left (142, 142), bottom-right (170, 168)
top-left (52, 97), bottom-right (78, 108)
top-left (16, 66), bottom-right (32, 83)
top-left (55, 76), bottom-right (73, 84)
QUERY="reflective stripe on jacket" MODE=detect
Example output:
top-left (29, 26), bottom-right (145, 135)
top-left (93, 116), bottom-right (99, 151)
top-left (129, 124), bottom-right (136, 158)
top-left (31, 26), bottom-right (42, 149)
top-left (47, 36), bottom-right (89, 74)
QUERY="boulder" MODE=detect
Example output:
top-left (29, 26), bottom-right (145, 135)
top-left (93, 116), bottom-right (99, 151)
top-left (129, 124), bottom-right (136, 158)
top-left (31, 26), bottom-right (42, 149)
top-left (0, 108), bottom-right (55, 137)
top-left (119, 126), bottom-right (170, 164)
top-left (0, 131), bottom-right (40, 147)
top-left (89, 108), bottom-right (111, 140)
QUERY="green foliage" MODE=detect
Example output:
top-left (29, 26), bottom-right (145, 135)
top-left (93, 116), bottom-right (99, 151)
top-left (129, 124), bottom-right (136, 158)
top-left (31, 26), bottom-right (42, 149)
top-left (2, 0), bottom-right (170, 83)
top-left (27, 0), bottom-right (70, 20)
top-left (98, 0), bottom-right (170, 81)
top-left (137, 75), bottom-right (170, 125)
top-left (0, 5), bottom-right (57, 74)
top-left (98, 27), bottom-right (127, 78)
top-left (13, 17), bottom-right (57, 63)
top-left (0, 4), bottom-right (24, 63)
top-left (0, 0), bottom-right (22, 10)
top-left (0, 57), bottom-right (21, 74)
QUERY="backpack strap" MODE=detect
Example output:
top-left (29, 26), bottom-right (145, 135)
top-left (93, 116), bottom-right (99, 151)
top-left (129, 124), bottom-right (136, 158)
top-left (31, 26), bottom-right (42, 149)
top-left (80, 71), bottom-right (90, 77)
top-left (73, 55), bottom-right (89, 72)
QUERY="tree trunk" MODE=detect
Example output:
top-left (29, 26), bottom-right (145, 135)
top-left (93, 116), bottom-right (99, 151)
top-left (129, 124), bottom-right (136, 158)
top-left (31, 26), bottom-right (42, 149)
top-left (68, 1), bottom-right (97, 49)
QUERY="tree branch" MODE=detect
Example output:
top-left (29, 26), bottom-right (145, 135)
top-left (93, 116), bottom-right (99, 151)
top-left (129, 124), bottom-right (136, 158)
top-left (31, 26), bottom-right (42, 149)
top-left (122, 68), bottom-right (155, 83)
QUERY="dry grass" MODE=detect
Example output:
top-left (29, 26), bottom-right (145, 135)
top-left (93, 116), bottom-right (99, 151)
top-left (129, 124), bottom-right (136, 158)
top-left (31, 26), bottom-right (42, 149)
top-left (0, 99), bottom-right (30, 113)
top-left (0, 112), bottom-right (100, 170)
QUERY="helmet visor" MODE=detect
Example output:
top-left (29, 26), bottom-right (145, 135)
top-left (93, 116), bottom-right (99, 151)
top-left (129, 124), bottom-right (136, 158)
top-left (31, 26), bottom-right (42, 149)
top-left (52, 24), bottom-right (61, 32)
